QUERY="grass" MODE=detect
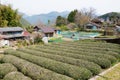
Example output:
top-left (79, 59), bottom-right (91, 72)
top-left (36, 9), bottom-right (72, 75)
top-left (49, 37), bottom-right (63, 43)
top-left (96, 63), bottom-right (120, 80)
top-left (0, 54), bottom-right (4, 59)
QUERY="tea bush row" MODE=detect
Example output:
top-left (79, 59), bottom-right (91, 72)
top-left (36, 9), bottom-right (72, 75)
top-left (27, 47), bottom-right (111, 68)
top-left (43, 44), bottom-right (120, 59)
top-left (1, 55), bottom-right (74, 80)
top-left (18, 48), bottom-right (101, 75)
top-left (35, 45), bottom-right (117, 63)
top-left (4, 49), bottom-right (92, 80)
top-left (4, 71), bottom-right (32, 80)
top-left (0, 63), bottom-right (17, 78)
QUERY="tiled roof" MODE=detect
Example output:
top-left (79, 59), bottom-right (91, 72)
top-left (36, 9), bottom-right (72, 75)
top-left (0, 27), bottom-right (23, 32)
top-left (22, 31), bottom-right (30, 36)
top-left (40, 26), bottom-right (54, 33)
top-left (86, 22), bottom-right (101, 27)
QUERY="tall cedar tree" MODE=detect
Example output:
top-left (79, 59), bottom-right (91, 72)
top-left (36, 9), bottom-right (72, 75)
top-left (67, 10), bottom-right (78, 23)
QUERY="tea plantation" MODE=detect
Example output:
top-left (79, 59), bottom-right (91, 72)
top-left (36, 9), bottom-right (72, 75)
top-left (0, 41), bottom-right (120, 80)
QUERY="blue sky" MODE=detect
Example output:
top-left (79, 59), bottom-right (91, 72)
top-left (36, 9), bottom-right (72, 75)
top-left (1, 0), bottom-right (120, 16)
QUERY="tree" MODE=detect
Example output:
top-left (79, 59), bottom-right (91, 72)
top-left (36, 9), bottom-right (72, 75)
top-left (75, 8), bottom-right (96, 30)
top-left (47, 20), bottom-right (50, 25)
top-left (56, 16), bottom-right (67, 26)
top-left (67, 9), bottom-right (78, 23)
top-left (0, 4), bottom-right (21, 27)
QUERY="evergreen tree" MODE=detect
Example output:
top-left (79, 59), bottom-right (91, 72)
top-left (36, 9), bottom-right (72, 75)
top-left (67, 9), bottom-right (78, 23)
top-left (56, 16), bottom-right (67, 26)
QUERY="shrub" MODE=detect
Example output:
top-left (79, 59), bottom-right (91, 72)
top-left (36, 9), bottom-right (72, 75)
top-left (36, 45), bottom-right (117, 63)
top-left (1, 55), bottom-right (74, 80)
top-left (0, 63), bottom-right (17, 78)
top-left (4, 50), bottom-right (92, 80)
top-left (28, 47), bottom-right (111, 68)
top-left (4, 71), bottom-right (32, 80)
top-left (48, 43), bottom-right (120, 59)
top-left (19, 48), bottom-right (101, 75)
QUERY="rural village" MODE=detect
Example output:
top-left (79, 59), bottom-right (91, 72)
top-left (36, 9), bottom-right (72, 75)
top-left (0, 0), bottom-right (120, 80)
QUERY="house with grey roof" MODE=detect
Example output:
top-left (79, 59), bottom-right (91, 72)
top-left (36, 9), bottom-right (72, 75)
top-left (85, 22), bottom-right (101, 30)
top-left (0, 27), bottom-right (29, 40)
top-left (84, 19), bottom-right (103, 30)
top-left (34, 26), bottom-right (55, 37)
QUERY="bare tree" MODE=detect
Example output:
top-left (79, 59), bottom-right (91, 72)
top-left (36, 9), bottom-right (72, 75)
top-left (75, 8), bottom-right (96, 30)
top-left (35, 19), bottom-right (45, 27)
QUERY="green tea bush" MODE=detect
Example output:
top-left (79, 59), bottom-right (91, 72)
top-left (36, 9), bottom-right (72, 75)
top-left (55, 41), bottom-right (119, 50)
top-left (19, 48), bottom-right (102, 75)
top-left (4, 50), bottom-right (92, 80)
top-left (2, 55), bottom-right (74, 80)
top-left (0, 63), bottom-right (17, 78)
top-left (46, 43), bottom-right (120, 58)
top-left (4, 71), bottom-right (32, 80)
top-left (28, 47), bottom-right (111, 68)
top-left (36, 45), bottom-right (117, 63)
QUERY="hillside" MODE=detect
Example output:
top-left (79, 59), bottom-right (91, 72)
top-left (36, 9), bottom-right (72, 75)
top-left (99, 12), bottom-right (120, 19)
top-left (23, 11), bottom-right (69, 25)
top-left (20, 18), bottom-right (31, 27)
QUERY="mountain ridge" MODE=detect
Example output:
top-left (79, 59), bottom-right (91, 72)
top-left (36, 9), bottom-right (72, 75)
top-left (22, 11), bottom-right (70, 25)
top-left (99, 12), bottom-right (120, 19)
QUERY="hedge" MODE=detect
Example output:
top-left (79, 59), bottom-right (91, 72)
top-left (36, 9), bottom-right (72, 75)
top-left (52, 44), bottom-right (120, 58)
top-left (4, 49), bottom-right (92, 80)
top-left (35, 45), bottom-right (117, 63)
top-left (0, 63), bottom-right (17, 78)
top-left (60, 41), bottom-right (120, 50)
top-left (42, 44), bottom-right (120, 59)
top-left (4, 71), bottom-right (32, 80)
top-left (28, 47), bottom-right (111, 68)
top-left (18, 48), bottom-right (101, 75)
top-left (1, 55), bottom-right (74, 80)
top-left (54, 41), bottom-right (120, 50)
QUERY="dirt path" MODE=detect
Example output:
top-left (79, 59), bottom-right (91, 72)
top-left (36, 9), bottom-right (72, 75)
top-left (89, 62), bottom-right (120, 80)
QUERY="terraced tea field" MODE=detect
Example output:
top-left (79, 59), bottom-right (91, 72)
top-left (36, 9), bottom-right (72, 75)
top-left (0, 41), bottom-right (120, 80)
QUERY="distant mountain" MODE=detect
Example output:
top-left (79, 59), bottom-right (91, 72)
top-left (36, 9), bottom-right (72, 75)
top-left (19, 12), bottom-right (29, 18)
top-left (99, 12), bottom-right (120, 19)
top-left (18, 12), bottom-right (31, 27)
top-left (23, 11), bottom-right (70, 25)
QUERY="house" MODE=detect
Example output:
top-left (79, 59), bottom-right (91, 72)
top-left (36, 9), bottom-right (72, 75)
top-left (0, 27), bottom-right (30, 40)
top-left (34, 26), bottom-right (55, 37)
top-left (115, 25), bottom-right (120, 36)
top-left (53, 28), bottom-right (61, 35)
top-left (85, 19), bottom-right (103, 30)
top-left (85, 22), bottom-right (101, 30)
top-left (91, 18), bottom-right (103, 25)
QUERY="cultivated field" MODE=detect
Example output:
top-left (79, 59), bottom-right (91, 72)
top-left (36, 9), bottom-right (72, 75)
top-left (0, 40), bottom-right (120, 80)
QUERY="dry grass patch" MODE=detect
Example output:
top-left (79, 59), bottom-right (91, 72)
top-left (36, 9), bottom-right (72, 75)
top-left (96, 63), bottom-right (120, 80)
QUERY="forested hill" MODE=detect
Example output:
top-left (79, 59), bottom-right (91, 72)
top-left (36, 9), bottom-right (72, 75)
top-left (99, 12), bottom-right (120, 19)
top-left (23, 11), bottom-right (69, 25)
